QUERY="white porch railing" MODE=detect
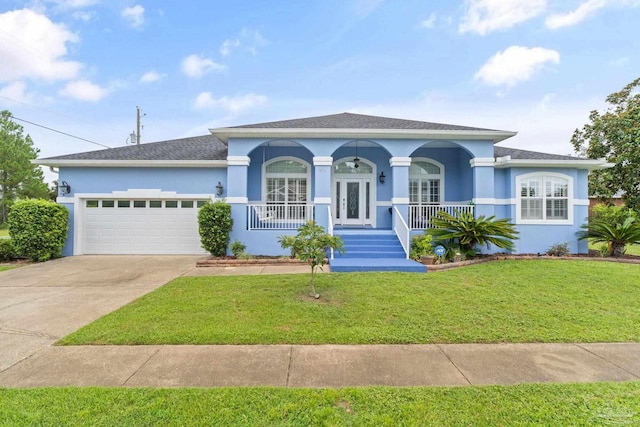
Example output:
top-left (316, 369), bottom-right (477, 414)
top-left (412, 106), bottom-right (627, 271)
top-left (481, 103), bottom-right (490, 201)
top-left (408, 204), bottom-right (475, 230)
top-left (247, 203), bottom-right (314, 230)
top-left (393, 206), bottom-right (410, 259)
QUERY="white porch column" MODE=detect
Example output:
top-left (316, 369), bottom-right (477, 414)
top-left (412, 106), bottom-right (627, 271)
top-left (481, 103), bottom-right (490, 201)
top-left (470, 157), bottom-right (495, 217)
top-left (226, 156), bottom-right (250, 251)
top-left (390, 156), bottom-right (411, 224)
top-left (313, 156), bottom-right (333, 230)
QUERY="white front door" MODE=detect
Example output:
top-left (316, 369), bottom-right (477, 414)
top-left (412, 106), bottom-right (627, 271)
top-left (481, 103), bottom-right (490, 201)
top-left (334, 178), bottom-right (371, 225)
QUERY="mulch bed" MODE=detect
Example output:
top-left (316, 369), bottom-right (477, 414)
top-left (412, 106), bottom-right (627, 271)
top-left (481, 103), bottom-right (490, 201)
top-left (196, 256), bottom-right (307, 267)
top-left (196, 253), bottom-right (640, 270)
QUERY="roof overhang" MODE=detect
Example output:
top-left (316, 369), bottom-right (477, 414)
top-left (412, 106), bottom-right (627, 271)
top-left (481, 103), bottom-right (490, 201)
top-left (494, 156), bottom-right (614, 170)
top-left (210, 127), bottom-right (518, 144)
top-left (33, 159), bottom-right (227, 168)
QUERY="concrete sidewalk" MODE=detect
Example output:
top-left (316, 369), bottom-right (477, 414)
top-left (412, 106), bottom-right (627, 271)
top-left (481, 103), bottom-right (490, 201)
top-left (1, 343), bottom-right (639, 388)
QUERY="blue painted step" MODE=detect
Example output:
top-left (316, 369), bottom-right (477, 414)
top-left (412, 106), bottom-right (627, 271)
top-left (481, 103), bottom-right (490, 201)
top-left (330, 230), bottom-right (426, 273)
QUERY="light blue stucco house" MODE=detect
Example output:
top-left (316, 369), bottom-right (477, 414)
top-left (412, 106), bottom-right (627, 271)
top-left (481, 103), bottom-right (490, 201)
top-left (36, 113), bottom-right (609, 272)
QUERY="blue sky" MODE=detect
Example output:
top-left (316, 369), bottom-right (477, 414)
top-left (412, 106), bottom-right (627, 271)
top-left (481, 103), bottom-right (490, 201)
top-left (1, 0), bottom-right (639, 179)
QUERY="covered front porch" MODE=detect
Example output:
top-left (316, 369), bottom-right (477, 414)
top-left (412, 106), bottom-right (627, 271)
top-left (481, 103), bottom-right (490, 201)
top-left (225, 137), bottom-right (491, 262)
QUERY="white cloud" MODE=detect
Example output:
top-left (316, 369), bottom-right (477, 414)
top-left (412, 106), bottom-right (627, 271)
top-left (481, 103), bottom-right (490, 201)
top-left (420, 12), bottom-right (437, 29)
top-left (474, 46), bottom-right (560, 88)
top-left (220, 38), bottom-right (240, 57)
top-left (121, 5), bottom-right (144, 29)
top-left (59, 79), bottom-right (107, 101)
top-left (219, 29), bottom-right (268, 58)
top-left (0, 9), bottom-right (82, 82)
top-left (71, 10), bottom-right (95, 21)
top-left (545, 0), bottom-right (608, 29)
top-left (49, 0), bottom-right (99, 8)
top-left (140, 70), bottom-right (164, 83)
top-left (181, 54), bottom-right (226, 78)
top-left (193, 92), bottom-right (267, 113)
top-left (351, 0), bottom-right (384, 18)
top-left (459, 0), bottom-right (547, 35)
top-left (0, 81), bottom-right (35, 104)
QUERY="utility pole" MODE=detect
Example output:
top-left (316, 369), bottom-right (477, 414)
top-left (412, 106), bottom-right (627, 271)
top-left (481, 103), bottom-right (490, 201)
top-left (136, 106), bottom-right (142, 145)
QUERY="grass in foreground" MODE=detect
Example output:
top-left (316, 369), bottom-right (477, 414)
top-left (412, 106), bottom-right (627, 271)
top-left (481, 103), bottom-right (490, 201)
top-left (1, 382), bottom-right (639, 425)
top-left (0, 229), bottom-right (8, 237)
top-left (0, 266), bottom-right (16, 272)
top-left (60, 260), bottom-right (640, 345)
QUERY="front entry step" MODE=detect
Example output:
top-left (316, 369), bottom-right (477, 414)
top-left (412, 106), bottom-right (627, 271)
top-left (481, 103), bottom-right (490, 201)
top-left (330, 230), bottom-right (426, 273)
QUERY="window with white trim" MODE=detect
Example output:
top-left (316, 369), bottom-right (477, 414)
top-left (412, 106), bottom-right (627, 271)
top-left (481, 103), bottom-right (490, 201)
top-left (409, 160), bottom-right (443, 204)
top-left (264, 158), bottom-right (309, 205)
top-left (517, 174), bottom-right (572, 223)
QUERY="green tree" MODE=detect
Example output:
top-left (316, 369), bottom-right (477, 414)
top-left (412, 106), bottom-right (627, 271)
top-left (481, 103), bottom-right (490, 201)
top-left (279, 221), bottom-right (344, 299)
top-left (427, 210), bottom-right (519, 254)
top-left (0, 110), bottom-right (49, 223)
top-left (571, 77), bottom-right (640, 210)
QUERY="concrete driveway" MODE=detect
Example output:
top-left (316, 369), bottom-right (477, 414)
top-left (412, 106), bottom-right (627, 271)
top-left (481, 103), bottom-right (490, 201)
top-left (0, 256), bottom-right (199, 372)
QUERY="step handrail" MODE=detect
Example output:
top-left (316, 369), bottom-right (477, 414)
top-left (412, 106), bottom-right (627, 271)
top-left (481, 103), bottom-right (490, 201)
top-left (393, 206), bottom-right (410, 259)
top-left (327, 205), bottom-right (334, 259)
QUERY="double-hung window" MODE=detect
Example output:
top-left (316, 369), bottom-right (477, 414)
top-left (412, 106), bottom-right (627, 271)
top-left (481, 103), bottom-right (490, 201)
top-left (517, 173), bottom-right (572, 224)
top-left (409, 160), bottom-right (443, 205)
top-left (263, 158), bottom-right (310, 220)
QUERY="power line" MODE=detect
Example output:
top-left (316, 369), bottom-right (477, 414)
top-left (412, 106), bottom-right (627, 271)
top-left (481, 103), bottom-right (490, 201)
top-left (12, 116), bottom-right (112, 149)
top-left (0, 94), bottom-right (114, 132)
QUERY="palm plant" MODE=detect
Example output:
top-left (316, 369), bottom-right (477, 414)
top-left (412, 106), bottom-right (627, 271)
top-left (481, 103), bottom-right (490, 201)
top-left (427, 210), bottom-right (519, 254)
top-left (578, 216), bottom-right (640, 257)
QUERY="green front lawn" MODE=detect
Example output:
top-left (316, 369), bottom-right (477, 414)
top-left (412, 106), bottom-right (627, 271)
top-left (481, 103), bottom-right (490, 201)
top-left (1, 383), bottom-right (639, 425)
top-left (0, 266), bottom-right (16, 272)
top-left (60, 260), bottom-right (640, 345)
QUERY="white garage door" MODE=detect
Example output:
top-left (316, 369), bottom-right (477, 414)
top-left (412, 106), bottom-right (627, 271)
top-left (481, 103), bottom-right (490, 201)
top-left (81, 198), bottom-right (209, 254)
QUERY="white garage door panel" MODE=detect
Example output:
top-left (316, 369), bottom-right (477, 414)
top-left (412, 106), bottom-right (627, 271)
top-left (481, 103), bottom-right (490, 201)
top-left (82, 199), bottom-right (208, 255)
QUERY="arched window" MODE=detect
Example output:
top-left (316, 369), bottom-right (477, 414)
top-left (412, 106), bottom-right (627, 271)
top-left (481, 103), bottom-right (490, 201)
top-left (263, 157), bottom-right (310, 205)
top-left (517, 173), bottom-right (573, 224)
top-left (409, 159), bottom-right (443, 204)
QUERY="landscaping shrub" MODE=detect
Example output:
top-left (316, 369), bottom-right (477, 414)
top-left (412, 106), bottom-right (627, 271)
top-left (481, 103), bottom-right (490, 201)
top-left (546, 242), bottom-right (570, 256)
top-left (591, 204), bottom-right (637, 224)
top-left (579, 216), bottom-right (640, 257)
top-left (0, 239), bottom-right (16, 261)
top-left (8, 199), bottom-right (69, 262)
top-left (428, 210), bottom-right (519, 255)
top-left (231, 240), bottom-right (247, 258)
top-left (409, 232), bottom-right (434, 260)
top-left (198, 201), bottom-right (233, 257)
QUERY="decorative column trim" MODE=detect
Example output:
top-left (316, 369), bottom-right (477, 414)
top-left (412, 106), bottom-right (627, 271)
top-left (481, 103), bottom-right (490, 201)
top-left (391, 197), bottom-right (410, 204)
top-left (227, 156), bottom-right (251, 166)
top-left (389, 157), bottom-right (412, 167)
top-left (313, 156), bottom-right (333, 166)
top-left (470, 157), bottom-right (495, 167)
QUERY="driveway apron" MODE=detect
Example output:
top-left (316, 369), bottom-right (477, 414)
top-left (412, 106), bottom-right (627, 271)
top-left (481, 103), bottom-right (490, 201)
top-left (0, 256), bottom-right (198, 372)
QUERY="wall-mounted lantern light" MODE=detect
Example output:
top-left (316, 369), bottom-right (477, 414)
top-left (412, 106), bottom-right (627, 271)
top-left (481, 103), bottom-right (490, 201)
top-left (60, 180), bottom-right (71, 196)
top-left (216, 181), bottom-right (224, 196)
top-left (379, 171), bottom-right (386, 184)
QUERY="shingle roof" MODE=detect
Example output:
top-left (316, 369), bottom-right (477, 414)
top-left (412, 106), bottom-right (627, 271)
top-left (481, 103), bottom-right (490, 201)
top-left (494, 146), bottom-right (585, 161)
top-left (228, 112), bottom-right (501, 132)
top-left (38, 131), bottom-right (584, 163)
top-left (41, 134), bottom-right (227, 161)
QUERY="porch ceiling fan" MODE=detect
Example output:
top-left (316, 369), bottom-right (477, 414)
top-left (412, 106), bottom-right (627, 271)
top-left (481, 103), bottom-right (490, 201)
top-left (353, 141), bottom-right (360, 168)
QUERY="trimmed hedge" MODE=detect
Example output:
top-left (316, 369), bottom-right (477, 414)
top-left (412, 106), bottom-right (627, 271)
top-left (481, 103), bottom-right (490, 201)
top-left (198, 201), bottom-right (233, 257)
top-left (0, 239), bottom-right (16, 261)
top-left (8, 199), bottom-right (69, 262)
